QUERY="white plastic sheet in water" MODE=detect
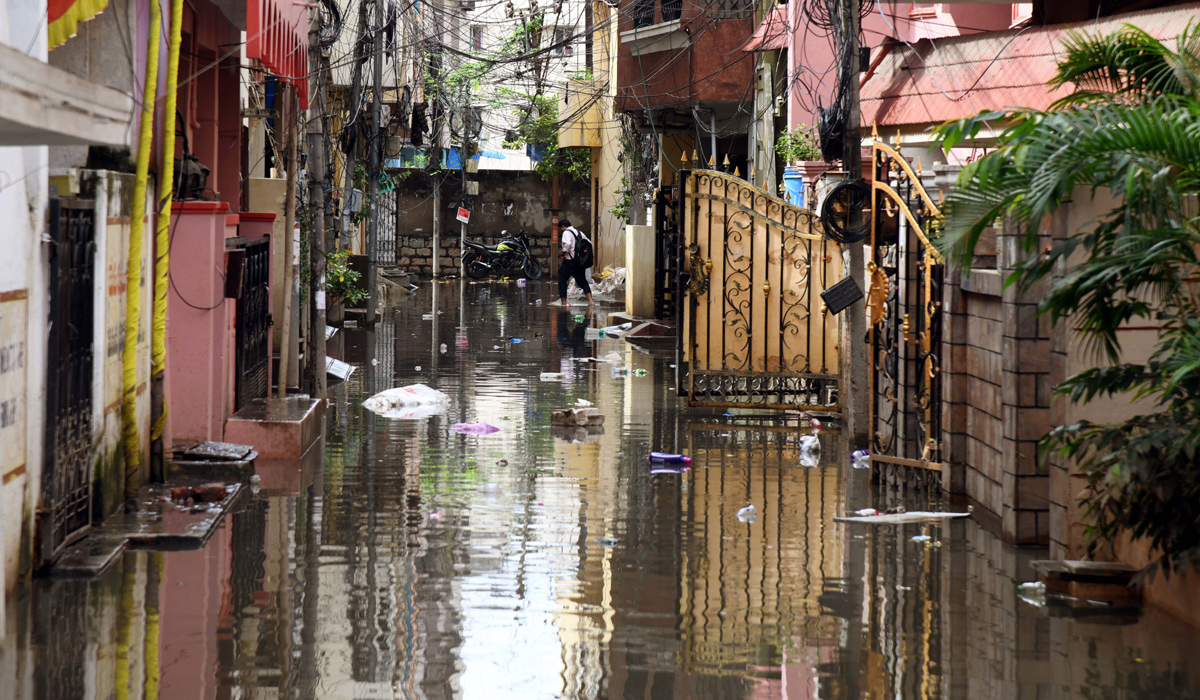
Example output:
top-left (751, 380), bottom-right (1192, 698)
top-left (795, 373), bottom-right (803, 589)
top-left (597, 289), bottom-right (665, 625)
top-left (362, 384), bottom-right (449, 419)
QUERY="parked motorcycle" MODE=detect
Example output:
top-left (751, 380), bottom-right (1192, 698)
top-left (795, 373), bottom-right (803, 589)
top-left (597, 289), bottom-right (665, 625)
top-left (461, 229), bottom-right (543, 280)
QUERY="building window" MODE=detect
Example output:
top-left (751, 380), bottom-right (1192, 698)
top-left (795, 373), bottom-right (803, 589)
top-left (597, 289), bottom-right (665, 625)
top-left (471, 25), bottom-right (483, 51)
top-left (709, 0), bottom-right (751, 20)
top-left (908, 3), bottom-right (941, 19)
top-left (553, 27), bottom-right (574, 56)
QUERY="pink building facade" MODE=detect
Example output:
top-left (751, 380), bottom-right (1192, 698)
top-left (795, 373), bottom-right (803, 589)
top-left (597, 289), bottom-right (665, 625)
top-left (785, 2), bottom-right (1024, 131)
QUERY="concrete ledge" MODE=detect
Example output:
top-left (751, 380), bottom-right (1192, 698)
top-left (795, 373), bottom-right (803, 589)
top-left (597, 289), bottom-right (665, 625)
top-left (166, 455), bottom-right (257, 482)
top-left (224, 397), bottom-right (325, 460)
top-left (961, 269), bottom-right (1003, 297)
top-left (1033, 559), bottom-right (1140, 602)
top-left (96, 483), bottom-right (246, 551)
top-left (47, 535), bottom-right (127, 578)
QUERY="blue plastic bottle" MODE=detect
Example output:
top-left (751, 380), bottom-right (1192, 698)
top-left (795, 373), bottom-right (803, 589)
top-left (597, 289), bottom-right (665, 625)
top-left (649, 452), bottom-right (692, 464)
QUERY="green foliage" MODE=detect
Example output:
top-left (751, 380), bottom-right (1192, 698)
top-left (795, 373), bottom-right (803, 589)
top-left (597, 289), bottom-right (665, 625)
top-left (935, 22), bottom-right (1200, 579)
top-left (506, 92), bottom-right (591, 182)
top-left (775, 125), bottom-right (822, 163)
top-left (499, 11), bottom-right (544, 55)
top-left (611, 177), bottom-right (631, 221)
top-left (351, 163), bottom-right (371, 225)
top-left (325, 249), bottom-right (369, 306)
top-left (536, 147), bottom-right (591, 183)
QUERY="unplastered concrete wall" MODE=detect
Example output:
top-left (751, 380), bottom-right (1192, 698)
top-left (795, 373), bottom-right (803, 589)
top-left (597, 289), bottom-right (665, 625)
top-left (78, 170), bottom-right (154, 522)
top-left (394, 170), bottom-right (590, 276)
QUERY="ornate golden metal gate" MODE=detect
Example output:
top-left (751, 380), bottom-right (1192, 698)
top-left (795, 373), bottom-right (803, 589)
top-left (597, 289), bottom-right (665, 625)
top-left (868, 137), bottom-right (945, 475)
top-left (681, 170), bottom-right (842, 410)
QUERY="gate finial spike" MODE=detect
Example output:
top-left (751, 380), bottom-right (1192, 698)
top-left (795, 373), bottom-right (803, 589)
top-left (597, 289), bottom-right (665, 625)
top-left (734, 166), bottom-right (740, 177)
top-left (871, 122), bottom-right (878, 139)
top-left (896, 129), bottom-right (902, 147)
top-left (915, 157), bottom-right (923, 176)
top-left (723, 154), bottom-right (730, 166)
top-left (708, 154), bottom-right (716, 167)
top-left (681, 151), bottom-right (688, 165)
top-left (693, 149), bottom-right (699, 162)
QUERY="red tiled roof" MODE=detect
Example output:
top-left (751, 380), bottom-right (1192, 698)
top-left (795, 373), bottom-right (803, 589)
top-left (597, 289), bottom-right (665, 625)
top-left (741, 6), bottom-right (789, 52)
top-left (860, 4), bottom-right (1200, 129)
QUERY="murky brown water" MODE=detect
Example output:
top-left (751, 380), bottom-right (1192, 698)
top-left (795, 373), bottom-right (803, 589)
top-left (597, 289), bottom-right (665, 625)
top-left (4, 281), bottom-right (1200, 700)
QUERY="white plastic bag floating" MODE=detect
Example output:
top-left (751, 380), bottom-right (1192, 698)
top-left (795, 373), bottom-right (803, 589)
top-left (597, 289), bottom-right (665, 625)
top-left (362, 384), bottom-right (449, 419)
top-left (798, 434), bottom-right (821, 467)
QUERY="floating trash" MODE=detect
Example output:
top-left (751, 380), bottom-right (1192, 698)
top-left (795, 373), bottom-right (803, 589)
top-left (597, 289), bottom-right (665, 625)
top-left (451, 422), bottom-right (501, 435)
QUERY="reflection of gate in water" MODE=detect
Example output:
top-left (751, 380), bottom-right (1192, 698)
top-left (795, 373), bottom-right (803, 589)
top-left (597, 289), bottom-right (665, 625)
top-left (41, 197), bottom-right (96, 563)
top-left (681, 170), bottom-right (842, 410)
top-left (680, 418), bottom-right (842, 676)
top-left (869, 137), bottom-right (945, 479)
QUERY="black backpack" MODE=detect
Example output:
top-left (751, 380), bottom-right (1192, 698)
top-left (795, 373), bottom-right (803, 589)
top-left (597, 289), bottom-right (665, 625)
top-left (571, 228), bottom-right (594, 269)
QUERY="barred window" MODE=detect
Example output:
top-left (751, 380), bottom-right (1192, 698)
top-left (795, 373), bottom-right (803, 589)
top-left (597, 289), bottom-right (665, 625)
top-left (709, 0), bottom-right (751, 19)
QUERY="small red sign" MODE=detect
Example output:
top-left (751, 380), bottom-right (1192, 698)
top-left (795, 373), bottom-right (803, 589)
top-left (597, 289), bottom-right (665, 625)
top-left (456, 207), bottom-right (470, 224)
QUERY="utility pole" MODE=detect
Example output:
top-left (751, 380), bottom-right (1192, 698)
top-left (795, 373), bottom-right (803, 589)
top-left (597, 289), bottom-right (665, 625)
top-left (840, 2), bottom-right (867, 700)
top-left (339, 0), bottom-right (371, 254)
top-left (458, 83), bottom-right (470, 278)
top-left (430, 53), bottom-right (442, 278)
top-left (842, 0), bottom-right (867, 446)
top-left (278, 87), bottom-right (297, 398)
top-left (366, 0), bottom-right (384, 324)
top-left (309, 4), bottom-right (329, 399)
top-left (432, 174), bottom-right (441, 277)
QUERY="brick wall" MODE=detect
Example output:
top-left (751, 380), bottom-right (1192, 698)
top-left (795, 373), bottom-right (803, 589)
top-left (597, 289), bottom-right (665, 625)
top-left (938, 164), bottom-right (1053, 545)
top-left (398, 232), bottom-right (556, 278)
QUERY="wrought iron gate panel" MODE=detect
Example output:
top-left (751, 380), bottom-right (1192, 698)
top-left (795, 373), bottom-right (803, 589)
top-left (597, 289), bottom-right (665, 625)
top-left (235, 238), bottom-right (271, 408)
top-left (682, 170), bottom-right (842, 410)
top-left (869, 141), bottom-right (944, 472)
top-left (41, 197), bottom-right (96, 563)
top-left (654, 187), bottom-right (680, 320)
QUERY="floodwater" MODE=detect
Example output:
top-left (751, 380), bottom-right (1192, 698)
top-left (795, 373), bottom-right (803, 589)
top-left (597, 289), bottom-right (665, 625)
top-left (3, 280), bottom-right (1200, 700)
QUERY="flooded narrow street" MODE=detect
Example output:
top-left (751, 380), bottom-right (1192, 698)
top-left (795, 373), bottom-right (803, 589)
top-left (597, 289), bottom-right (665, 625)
top-left (4, 281), bottom-right (1200, 700)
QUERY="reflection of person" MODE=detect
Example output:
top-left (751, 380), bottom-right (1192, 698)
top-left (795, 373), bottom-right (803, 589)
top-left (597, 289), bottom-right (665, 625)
top-left (556, 218), bottom-right (594, 308)
top-left (555, 310), bottom-right (589, 353)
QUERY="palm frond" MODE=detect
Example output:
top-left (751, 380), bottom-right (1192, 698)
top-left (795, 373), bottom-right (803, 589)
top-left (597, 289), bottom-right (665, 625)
top-left (1050, 22), bottom-right (1200, 107)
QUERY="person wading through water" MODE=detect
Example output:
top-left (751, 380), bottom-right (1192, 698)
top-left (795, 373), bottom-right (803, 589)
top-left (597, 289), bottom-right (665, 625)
top-left (556, 218), bottom-right (595, 308)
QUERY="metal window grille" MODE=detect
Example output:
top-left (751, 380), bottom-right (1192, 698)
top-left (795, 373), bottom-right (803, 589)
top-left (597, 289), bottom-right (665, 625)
top-left (40, 196), bottom-right (96, 564)
top-left (553, 27), bottom-right (574, 56)
top-left (378, 189), bottom-right (397, 266)
top-left (710, 0), bottom-right (751, 19)
top-left (234, 238), bottom-right (271, 408)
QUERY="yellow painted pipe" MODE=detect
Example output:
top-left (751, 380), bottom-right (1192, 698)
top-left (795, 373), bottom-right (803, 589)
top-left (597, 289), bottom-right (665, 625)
top-left (151, 0), bottom-right (186, 445)
top-left (143, 552), bottom-right (163, 699)
top-left (121, 0), bottom-right (161, 499)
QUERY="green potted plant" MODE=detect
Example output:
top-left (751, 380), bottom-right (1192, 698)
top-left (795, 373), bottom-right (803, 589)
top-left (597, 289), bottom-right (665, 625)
top-left (776, 125), bottom-right (825, 206)
top-left (325, 249), bottom-right (368, 325)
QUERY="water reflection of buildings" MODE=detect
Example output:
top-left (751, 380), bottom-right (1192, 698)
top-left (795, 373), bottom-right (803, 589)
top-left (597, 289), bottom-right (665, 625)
top-left (3, 298), bottom-right (1200, 700)
top-left (553, 344), bottom-right (850, 700)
